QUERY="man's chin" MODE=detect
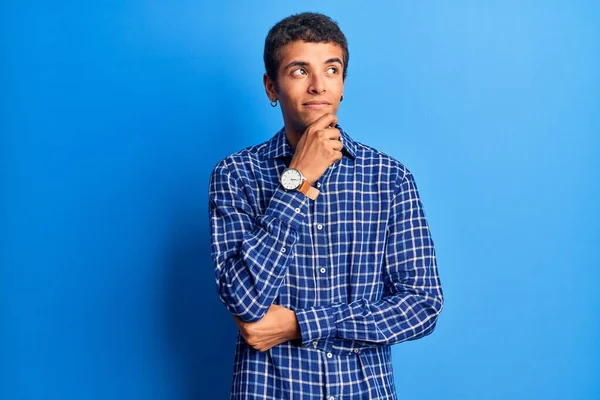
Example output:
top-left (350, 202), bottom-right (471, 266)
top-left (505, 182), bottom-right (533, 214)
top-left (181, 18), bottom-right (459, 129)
top-left (286, 110), bottom-right (336, 135)
top-left (299, 112), bottom-right (331, 130)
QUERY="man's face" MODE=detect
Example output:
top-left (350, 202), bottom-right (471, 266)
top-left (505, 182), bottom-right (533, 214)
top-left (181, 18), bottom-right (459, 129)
top-left (266, 40), bottom-right (345, 133)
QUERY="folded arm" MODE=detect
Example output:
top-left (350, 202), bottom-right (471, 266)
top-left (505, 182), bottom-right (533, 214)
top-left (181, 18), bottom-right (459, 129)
top-left (295, 171), bottom-right (444, 348)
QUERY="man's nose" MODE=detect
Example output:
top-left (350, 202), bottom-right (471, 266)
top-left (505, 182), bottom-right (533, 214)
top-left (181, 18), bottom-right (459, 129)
top-left (308, 74), bottom-right (325, 94)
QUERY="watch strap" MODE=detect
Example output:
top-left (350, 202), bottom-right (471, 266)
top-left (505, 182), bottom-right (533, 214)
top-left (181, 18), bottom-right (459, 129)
top-left (298, 180), bottom-right (320, 200)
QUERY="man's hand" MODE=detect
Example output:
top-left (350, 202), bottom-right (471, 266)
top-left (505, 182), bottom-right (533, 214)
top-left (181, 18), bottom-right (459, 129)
top-left (289, 113), bottom-right (343, 184)
top-left (233, 304), bottom-right (301, 352)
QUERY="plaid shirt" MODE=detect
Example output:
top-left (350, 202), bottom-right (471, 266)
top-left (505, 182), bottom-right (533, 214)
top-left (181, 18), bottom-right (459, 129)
top-left (209, 127), bottom-right (443, 400)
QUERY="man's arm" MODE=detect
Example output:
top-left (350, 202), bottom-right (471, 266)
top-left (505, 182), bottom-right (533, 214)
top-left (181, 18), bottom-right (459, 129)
top-left (209, 160), bottom-right (309, 322)
top-left (294, 170), bottom-right (444, 347)
top-left (210, 113), bottom-right (342, 324)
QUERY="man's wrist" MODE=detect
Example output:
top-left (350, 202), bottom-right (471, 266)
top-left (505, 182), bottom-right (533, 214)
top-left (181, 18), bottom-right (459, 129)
top-left (287, 163), bottom-right (313, 184)
top-left (295, 304), bottom-right (341, 345)
top-left (280, 168), bottom-right (319, 200)
top-left (297, 179), bottom-right (320, 200)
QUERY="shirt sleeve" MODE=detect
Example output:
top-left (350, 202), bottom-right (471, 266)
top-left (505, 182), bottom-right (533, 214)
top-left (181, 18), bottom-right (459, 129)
top-left (294, 170), bottom-right (444, 347)
top-left (209, 160), bottom-right (310, 322)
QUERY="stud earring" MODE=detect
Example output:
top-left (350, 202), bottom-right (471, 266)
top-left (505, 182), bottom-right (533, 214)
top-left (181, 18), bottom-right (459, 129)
top-left (270, 99), bottom-right (278, 107)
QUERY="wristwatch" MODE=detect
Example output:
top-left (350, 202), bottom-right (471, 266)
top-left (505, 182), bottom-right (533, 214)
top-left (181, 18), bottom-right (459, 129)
top-left (280, 168), bottom-right (320, 200)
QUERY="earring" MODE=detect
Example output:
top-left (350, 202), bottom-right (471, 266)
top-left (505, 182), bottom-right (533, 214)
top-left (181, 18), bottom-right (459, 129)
top-left (270, 99), bottom-right (278, 107)
top-left (340, 94), bottom-right (344, 102)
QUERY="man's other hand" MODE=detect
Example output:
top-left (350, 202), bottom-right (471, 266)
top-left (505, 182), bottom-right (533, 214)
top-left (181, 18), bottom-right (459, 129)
top-left (233, 304), bottom-right (301, 352)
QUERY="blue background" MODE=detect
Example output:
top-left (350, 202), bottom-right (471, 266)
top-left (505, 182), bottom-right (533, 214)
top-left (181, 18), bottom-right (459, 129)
top-left (2, 1), bottom-right (599, 399)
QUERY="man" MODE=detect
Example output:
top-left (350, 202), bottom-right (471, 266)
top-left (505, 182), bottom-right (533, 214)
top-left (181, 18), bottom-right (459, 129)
top-left (209, 12), bottom-right (443, 400)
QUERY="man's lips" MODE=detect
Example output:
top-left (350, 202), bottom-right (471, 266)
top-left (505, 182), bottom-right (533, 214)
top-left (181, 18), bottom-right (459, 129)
top-left (303, 101), bottom-right (331, 109)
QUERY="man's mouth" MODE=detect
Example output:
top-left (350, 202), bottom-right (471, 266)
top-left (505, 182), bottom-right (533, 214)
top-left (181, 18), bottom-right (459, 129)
top-left (303, 101), bottom-right (331, 109)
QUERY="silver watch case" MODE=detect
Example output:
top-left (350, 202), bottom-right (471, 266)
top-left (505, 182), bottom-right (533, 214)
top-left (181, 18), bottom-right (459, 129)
top-left (280, 168), bottom-right (304, 190)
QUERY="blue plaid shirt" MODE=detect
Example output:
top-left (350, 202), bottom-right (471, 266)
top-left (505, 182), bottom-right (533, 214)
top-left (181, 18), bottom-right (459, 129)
top-left (209, 127), bottom-right (443, 399)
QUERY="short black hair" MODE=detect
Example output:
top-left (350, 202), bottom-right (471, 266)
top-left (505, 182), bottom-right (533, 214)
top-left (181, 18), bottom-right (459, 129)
top-left (264, 12), bottom-right (349, 88)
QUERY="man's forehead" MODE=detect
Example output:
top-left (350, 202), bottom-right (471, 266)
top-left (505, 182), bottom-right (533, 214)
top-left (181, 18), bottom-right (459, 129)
top-left (278, 40), bottom-right (343, 65)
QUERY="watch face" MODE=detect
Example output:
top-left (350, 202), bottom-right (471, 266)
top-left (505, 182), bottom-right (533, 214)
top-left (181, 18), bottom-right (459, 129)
top-left (281, 169), bottom-right (302, 190)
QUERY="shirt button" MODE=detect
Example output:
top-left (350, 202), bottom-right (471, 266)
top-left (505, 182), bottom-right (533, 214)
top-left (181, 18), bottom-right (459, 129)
top-left (329, 397), bottom-right (335, 400)
top-left (317, 182), bottom-right (321, 188)
top-left (312, 341), bottom-right (318, 347)
top-left (281, 247), bottom-right (286, 253)
top-left (294, 208), bottom-right (300, 213)
top-left (317, 224), bottom-right (323, 230)
top-left (354, 349), bottom-right (360, 354)
top-left (319, 267), bottom-right (326, 274)
top-left (326, 352), bottom-right (333, 359)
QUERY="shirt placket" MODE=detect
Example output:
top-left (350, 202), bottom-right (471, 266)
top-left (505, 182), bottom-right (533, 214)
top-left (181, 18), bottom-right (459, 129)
top-left (313, 169), bottom-right (332, 306)
top-left (314, 165), bottom-right (341, 400)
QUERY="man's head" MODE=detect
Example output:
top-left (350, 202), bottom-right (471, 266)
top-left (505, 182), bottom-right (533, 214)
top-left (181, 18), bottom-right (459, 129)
top-left (263, 12), bottom-right (349, 135)
top-left (264, 12), bottom-right (349, 87)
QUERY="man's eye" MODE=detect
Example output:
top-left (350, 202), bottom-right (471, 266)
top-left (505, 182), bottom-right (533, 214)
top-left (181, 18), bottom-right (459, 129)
top-left (292, 68), bottom-right (307, 76)
top-left (327, 67), bottom-right (338, 74)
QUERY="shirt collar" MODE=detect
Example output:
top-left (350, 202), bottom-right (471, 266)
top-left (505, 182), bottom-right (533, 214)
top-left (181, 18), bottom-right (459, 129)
top-left (264, 125), bottom-right (357, 160)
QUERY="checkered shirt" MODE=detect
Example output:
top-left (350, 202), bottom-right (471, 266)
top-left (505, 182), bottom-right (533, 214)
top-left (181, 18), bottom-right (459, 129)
top-left (209, 126), bottom-right (443, 399)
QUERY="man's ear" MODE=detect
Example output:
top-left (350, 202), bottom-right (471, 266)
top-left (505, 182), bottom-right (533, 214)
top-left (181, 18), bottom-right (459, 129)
top-left (263, 73), bottom-right (278, 101)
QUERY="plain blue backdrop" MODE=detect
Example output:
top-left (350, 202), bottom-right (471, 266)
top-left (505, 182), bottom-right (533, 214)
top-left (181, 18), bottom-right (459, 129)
top-left (1, 1), bottom-right (599, 399)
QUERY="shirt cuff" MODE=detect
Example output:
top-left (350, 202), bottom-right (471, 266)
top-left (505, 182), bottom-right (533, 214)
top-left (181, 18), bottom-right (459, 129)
top-left (295, 304), bottom-right (344, 345)
top-left (264, 186), bottom-right (311, 230)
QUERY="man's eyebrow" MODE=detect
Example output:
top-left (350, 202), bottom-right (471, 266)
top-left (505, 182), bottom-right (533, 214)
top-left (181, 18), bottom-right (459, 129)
top-left (324, 57), bottom-right (343, 66)
top-left (283, 61), bottom-right (309, 70)
top-left (283, 58), bottom-right (343, 71)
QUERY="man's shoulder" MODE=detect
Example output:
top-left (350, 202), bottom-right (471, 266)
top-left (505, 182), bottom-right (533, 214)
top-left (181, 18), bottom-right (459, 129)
top-left (352, 138), bottom-right (410, 181)
top-left (211, 138), bottom-right (273, 176)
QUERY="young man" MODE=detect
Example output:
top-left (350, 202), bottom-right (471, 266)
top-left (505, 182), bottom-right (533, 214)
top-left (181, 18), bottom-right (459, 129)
top-left (209, 12), bottom-right (443, 400)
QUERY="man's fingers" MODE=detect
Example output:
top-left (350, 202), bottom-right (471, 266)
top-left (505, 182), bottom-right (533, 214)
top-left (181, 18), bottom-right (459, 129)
top-left (325, 127), bottom-right (341, 140)
top-left (331, 140), bottom-right (343, 151)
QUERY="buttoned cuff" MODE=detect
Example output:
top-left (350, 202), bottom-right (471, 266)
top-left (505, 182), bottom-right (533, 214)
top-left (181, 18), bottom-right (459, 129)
top-left (295, 304), bottom-right (344, 345)
top-left (264, 186), bottom-right (310, 231)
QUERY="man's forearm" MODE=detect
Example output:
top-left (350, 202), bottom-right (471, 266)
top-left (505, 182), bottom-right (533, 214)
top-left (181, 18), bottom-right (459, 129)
top-left (294, 289), bottom-right (443, 348)
top-left (211, 162), bottom-right (310, 322)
